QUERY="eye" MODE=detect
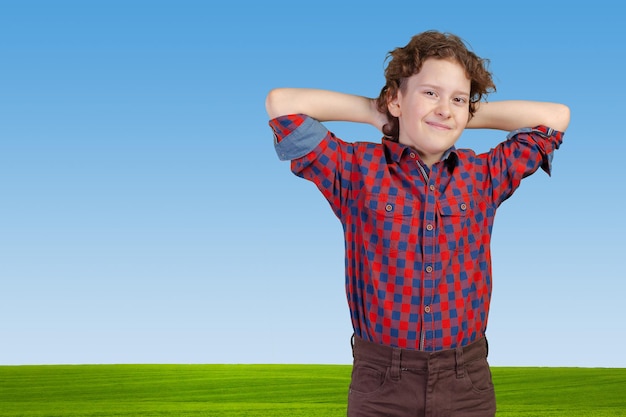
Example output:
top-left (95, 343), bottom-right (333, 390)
top-left (424, 90), bottom-right (437, 97)
top-left (453, 96), bottom-right (468, 105)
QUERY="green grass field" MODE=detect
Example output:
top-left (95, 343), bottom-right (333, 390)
top-left (1, 364), bottom-right (625, 416)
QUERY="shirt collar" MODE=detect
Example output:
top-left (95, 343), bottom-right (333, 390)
top-left (383, 138), bottom-right (459, 170)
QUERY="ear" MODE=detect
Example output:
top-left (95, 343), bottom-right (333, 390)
top-left (387, 94), bottom-right (401, 117)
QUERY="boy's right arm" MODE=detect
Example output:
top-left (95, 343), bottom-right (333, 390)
top-left (265, 88), bottom-right (387, 131)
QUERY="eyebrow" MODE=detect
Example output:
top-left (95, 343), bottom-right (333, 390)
top-left (420, 83), bottom-right (470, 97)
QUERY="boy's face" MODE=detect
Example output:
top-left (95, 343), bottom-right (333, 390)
top-left (388, 58), bottom-right (470, 166)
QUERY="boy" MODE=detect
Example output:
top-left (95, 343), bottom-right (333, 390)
top-left (265, 30), bottom-right (570, 416)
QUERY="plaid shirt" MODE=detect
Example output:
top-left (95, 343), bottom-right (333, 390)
top-left (270, 114), bottom-right (563, 351)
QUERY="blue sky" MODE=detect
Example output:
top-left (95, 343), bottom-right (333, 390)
top-left (1, 0), bottom-right (624, 367)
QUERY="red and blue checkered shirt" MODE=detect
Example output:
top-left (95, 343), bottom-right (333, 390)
top-left (270, 114), bottom-right (563, 351)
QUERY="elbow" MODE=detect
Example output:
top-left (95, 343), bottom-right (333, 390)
top-left (553, 104), bottom-right (571, 132)
top-left (265, 88), bottom-right (289, 119)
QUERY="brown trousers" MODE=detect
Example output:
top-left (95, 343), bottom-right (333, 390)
top-left (347, 336), bottom-right (496, 417)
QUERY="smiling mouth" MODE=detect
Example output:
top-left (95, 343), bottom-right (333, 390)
top-left (426, 121), bottom-right (451, 130)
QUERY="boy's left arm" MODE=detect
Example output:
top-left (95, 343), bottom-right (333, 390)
top-left (475, 101), bottom-right (568, 206)
top-left (467, 100), bottom-right (570, 132)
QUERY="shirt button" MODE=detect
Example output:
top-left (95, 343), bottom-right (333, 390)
top-left (425, 265), bottom-right (433, 273)
top-left (409, 152), bottom-right (416, 159)
top-left (429, 184), bottom-right (435, 191)
top-left (460, 203), bottom-right (467, 210)
top-left (424, 305), bottom-right (431, 313)
top-left (426, 224), bottom-right (433, 231)
top-left (385, 204), bottom-right (393, 212)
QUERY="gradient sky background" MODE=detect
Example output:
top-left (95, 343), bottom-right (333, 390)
top-left (1, 0), bottom-right (624, 367)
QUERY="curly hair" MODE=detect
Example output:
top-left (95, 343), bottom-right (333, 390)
top-left (376, 31), bottom-right (496, 141)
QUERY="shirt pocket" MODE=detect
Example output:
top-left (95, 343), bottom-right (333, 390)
top-left (360, 192), bottom-right (417, 253)
top-left (437, 197), bottom-right (471, 251)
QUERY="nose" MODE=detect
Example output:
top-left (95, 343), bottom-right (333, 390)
top-left (435, 101), bottom-right (451, 118)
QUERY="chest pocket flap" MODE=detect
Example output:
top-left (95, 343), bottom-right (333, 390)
top-left (437, 199), bottom-right (470, 217)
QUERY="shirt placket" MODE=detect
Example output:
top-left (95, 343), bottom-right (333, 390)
top-left (407, 152), bottom-right (438, 351)
top-left (420, 163), bottom-right (438, 351)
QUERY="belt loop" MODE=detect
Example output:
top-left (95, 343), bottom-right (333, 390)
top-left (485, 337), bottom-right (489, 358)
top-left (350, 334), bottom-right (356, 358)
top-left (455, 345), bottom-right (464, 379)
top-left (390, 347), bottom-right (401, 381)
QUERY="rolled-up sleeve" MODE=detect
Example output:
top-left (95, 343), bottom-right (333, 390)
top-left (506, 125), bottom-right (564, 175)
top-left (482, 125), bottom-right (565, 207)
top-left (269, 114), bottom-right (328, 161)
